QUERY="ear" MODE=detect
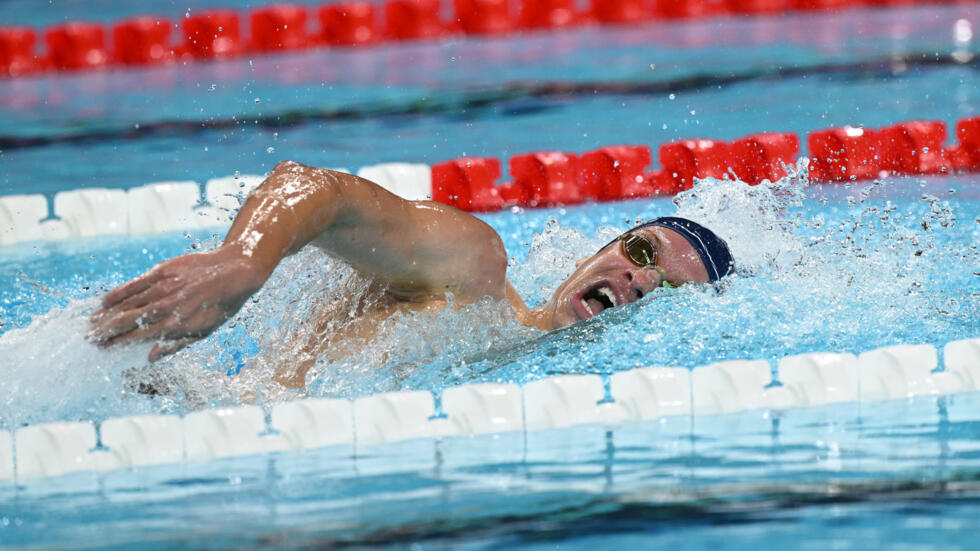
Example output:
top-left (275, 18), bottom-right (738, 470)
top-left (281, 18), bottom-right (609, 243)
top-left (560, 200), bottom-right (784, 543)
top-left (575, 257), bottom-right (589, 268)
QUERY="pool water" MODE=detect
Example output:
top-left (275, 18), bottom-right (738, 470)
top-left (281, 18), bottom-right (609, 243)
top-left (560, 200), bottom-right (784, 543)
top-left (3, 393), bottom-right (980, 550)
top-left (1, 3), bottom-right (979, 550)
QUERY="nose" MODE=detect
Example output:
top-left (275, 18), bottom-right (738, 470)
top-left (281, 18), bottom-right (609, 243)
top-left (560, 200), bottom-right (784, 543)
top-left (624, 265), bottom-right (662, 301)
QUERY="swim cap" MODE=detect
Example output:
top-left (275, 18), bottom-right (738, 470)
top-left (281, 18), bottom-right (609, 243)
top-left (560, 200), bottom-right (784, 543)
top-left (627, 217), bottom-right (735, 282)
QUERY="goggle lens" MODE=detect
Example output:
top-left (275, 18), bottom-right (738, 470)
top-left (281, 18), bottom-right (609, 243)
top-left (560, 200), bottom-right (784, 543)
top-left (621, 234), bottom-right (657, 267)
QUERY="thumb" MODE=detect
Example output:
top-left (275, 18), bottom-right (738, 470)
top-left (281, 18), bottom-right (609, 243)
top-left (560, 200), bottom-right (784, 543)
top-left (148, 337), bottom-right (197, 362)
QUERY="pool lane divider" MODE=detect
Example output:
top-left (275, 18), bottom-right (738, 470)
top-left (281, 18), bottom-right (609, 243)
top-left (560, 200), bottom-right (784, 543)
top-left (434, 117), bottom-right (978, 212)
top-left (0, 115), bottom-right (978, 246)
top-left (1, 339), bottom-right (978, 483)
top-left (1, 0), bottom-right (974, 78)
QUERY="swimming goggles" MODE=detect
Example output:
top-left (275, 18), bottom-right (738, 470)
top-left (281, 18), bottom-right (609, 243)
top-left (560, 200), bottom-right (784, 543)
top-left (612, 232), bottom-right (675, 289)
top-left (618, 233), bottom-right (658, 268)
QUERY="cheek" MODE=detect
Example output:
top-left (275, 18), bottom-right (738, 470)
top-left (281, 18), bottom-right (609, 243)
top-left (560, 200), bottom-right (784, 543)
top-left (549, 280), bottom-right (573, 309)
top-left (668, 258), bottom-right (709, 284)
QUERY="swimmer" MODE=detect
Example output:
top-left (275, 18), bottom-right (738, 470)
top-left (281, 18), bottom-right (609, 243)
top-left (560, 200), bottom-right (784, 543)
top-left (89, 161), bottom-right (733, 387)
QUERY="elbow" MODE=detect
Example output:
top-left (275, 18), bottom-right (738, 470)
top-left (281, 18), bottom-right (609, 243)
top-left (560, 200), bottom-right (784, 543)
top-left (271, 160), bottom-right (302, 177)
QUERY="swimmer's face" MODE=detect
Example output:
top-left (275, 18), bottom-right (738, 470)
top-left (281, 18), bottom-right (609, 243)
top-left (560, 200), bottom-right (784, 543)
top-left (543, 226), bottom-right (710, 330)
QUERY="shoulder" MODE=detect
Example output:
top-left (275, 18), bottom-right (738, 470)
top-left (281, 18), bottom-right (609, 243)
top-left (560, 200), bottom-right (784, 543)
top-left (408, 201), bottom-right (510, 300)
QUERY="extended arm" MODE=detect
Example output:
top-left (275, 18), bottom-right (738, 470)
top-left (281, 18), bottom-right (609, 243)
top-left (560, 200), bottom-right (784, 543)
top-left (90, 160), bottom-right (509, 360)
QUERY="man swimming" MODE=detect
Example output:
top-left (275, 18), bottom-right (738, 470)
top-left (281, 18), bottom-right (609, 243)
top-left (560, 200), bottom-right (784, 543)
top-left (89, 160), bottom-right (734, 387)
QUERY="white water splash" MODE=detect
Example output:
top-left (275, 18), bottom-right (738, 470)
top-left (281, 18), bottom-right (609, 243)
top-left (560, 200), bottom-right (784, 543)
top-left (672, 160), bottom-right (809, 275)
top-left (0, 298), bottom-right (158, 428)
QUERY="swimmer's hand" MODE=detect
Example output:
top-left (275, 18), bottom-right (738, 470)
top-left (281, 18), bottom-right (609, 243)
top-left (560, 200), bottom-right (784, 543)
top-left (88, 246), bottom-right (268, 362)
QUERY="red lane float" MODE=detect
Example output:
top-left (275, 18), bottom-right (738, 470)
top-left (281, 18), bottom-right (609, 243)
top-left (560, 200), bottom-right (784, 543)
top-left (867, 0), bottom-right (916, 5)
top-left (45, 22), bottom-right (108, 70)
top-left (498, 181), bottom-right (529, 206)
top-left (659, 139), bottom-right (732, 190)
top-left (0, 27), bottom-right (42, 77)
top-left (319, 3), bottom-right (378, 46)
top-left (112, 17), bottom-right (172, 65)
top-left (432, 157), bottom-right (504, 212)
top-left (521, 0), bottom-right (580, 29)
top-left (807, 126), bottom-right (880, 182)
top-left (591, 0), bottom-right (651, 23)
top-left (250, 4), bottom-right (310, 52)
top-left (642, 170), bottom-right (680, 195)
top-left (3, 1), bottom-right (976, 79)
top-left (454, 0), bottom-right (515, 35)
top-left (731, 132), bottom-right (800, 184)
top-left (427, 115), bottom-right (980, 213)
top-left (729, 0), bottom-right (793, 14)
top-left (656, 0), bottom-right (730, 18)
top-left (386, 0), bottom-right (447, 40)
top-left (949, 116), bottom-right (980, 171)
top-left (877, 121), bottom-right (950, 175)
top-left (580, 145), bottom-right (655, 200)
top-left (792, 0), bottom-right (861, 10)
top-left (182, 10), bottom-right (243, 59)
top-left (509, 152), bottom-right (583, 206)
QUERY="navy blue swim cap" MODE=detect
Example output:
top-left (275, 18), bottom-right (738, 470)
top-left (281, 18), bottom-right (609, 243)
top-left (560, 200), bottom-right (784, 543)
top-left (623, 217), bottom-right (735, 283)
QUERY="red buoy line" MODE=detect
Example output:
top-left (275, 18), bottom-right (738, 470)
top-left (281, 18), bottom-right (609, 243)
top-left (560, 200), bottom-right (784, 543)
top-left (0, 115), bottom-right (975, 248)
top-left (432, 115), bottom-right (980, 212)
top-left (1, 0), bottom-right (975, 78)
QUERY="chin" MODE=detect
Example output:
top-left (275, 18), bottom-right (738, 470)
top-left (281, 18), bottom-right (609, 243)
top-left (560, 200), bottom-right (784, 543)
top-left (549, 300), bottom-right (579, 330)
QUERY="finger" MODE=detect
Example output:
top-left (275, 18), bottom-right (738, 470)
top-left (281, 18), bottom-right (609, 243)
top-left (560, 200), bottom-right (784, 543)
top-left (114, 283), bottom-right (169, 313)
top-left (90, 301), bottom-right (172, 344)
top-left (101, 270), bottom-right (163, 309)
top-left (91, 281), bottom-right (175, 326)
top-left (102, 314), bottom-right (176, 348)
top-left (148, 337), bottom-right (197, 362)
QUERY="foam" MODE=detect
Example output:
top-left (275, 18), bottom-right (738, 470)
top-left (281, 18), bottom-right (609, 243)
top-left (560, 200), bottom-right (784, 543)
top-left (0, 298), bottom-right (158, 429)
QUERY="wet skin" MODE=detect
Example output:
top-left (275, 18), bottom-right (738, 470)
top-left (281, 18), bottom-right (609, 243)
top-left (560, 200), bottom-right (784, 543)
top-left (89, 160), bottom-right (712, 378)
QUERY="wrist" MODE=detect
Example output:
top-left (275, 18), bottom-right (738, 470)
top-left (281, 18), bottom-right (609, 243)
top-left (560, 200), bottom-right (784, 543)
top-left (218, 241), bottom-right (277, 290)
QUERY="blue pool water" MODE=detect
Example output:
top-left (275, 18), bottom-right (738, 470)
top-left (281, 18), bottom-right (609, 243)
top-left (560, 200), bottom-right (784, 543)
top-left (1, 3), bottom-right (979, 550)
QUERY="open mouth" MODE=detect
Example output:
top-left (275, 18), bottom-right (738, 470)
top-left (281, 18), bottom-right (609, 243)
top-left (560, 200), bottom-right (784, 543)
top-left (579, 282), bottom-right (618, 318)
